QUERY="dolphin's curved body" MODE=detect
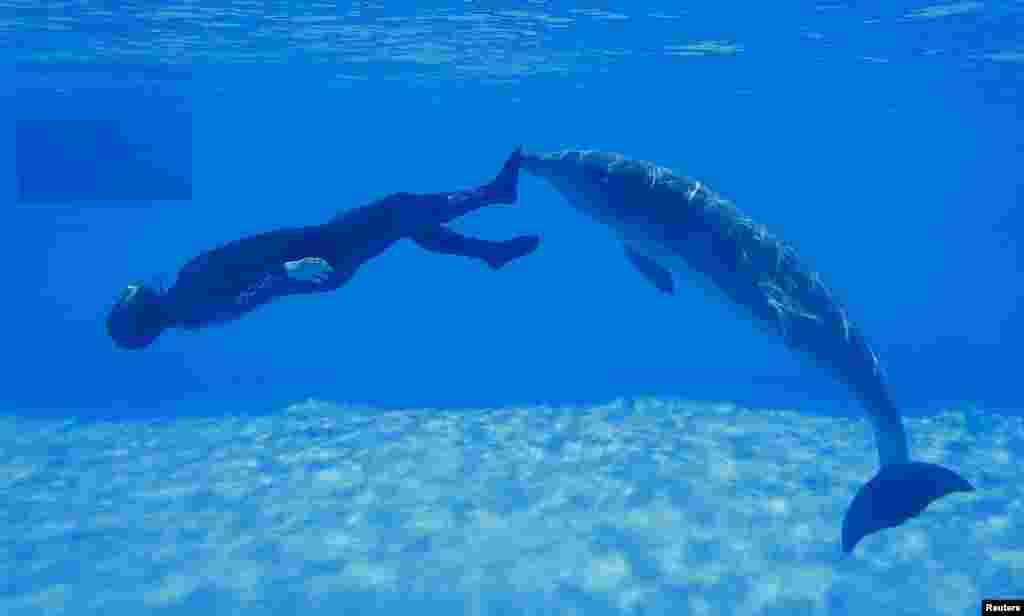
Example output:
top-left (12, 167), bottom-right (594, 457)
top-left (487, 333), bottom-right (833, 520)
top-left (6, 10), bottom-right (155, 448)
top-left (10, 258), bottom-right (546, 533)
top-left (521, 149), bottom-right (972, 553)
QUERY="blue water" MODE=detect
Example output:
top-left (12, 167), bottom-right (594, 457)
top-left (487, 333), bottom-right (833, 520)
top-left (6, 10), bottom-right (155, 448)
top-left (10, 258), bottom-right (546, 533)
top-left (3, 2), bottom-right (1022, 614)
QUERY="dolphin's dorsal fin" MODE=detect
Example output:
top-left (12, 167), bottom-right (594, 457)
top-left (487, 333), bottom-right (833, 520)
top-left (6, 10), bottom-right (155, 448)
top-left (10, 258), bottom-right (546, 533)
top-left (624, 245), bottom-right (674, 295)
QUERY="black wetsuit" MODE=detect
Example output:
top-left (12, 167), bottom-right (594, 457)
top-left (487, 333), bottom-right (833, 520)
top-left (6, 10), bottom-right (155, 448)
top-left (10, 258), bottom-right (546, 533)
top-left (161, 186), bottom-right (532, 330)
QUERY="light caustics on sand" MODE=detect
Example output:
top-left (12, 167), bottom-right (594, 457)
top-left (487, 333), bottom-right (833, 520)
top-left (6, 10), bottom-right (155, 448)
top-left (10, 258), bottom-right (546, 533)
top-left (0, 400), bottom-right (1007, 615)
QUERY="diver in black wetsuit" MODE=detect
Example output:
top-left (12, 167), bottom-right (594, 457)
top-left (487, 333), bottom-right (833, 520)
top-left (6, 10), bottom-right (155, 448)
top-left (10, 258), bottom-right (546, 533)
top-left (107, 148), bottom-right (538, 350)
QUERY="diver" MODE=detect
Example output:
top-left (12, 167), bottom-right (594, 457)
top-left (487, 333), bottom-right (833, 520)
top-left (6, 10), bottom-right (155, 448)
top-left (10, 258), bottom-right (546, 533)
top-left (107, 148), bottom-right (538, 350)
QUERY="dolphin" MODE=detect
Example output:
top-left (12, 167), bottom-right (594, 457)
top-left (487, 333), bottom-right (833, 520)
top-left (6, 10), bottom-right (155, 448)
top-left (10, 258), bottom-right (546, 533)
top-left (521, 149), bottom-right (973, 554)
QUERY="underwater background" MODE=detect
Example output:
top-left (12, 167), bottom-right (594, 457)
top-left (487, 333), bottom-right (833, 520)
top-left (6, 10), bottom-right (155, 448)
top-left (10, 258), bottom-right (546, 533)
top-left (3, 1), bottom-right (1022, 614)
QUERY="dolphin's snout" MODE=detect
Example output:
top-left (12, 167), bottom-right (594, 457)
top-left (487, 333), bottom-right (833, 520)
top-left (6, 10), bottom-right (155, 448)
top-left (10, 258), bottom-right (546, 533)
top-left (519, 150), bottom-right (549, 177)
top-left (520, 151), bottom-right (578, 185)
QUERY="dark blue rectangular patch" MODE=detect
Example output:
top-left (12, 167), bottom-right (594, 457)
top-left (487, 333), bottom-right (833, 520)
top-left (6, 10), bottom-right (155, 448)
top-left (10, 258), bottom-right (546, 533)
top-left (15, 86), bottom-right (192, 204)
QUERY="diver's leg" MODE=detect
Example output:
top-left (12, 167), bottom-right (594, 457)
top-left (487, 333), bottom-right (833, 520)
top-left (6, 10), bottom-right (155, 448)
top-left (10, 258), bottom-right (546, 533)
top-left (411, 225), bottom-right (540, 270)
top-left (318, 148), bottom-right (523, 270)
top-left (394, 147), bottom-right (522, 230)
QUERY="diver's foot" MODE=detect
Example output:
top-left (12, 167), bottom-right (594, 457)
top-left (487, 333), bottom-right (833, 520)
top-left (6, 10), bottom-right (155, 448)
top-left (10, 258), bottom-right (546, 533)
top-left (485, 234), bottom-right (540, 270)
top-left (484, 146), bottom-right (522, 205)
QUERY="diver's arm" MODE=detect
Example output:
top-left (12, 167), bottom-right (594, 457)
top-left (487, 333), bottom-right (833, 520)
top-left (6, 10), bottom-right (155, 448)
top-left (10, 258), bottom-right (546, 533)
top-left (165, 224), bottom-right (342, 327)
top-left (175, 225), bottom-right (335, 295)
top-left (234, 257), bottom-right (335, 307)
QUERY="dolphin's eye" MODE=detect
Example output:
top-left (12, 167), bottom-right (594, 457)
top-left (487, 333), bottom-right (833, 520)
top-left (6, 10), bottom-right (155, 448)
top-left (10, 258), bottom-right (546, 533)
top-left (586, 165), bottom-right (610, 183)
top-left (122, 285), bottom-right (141, 303)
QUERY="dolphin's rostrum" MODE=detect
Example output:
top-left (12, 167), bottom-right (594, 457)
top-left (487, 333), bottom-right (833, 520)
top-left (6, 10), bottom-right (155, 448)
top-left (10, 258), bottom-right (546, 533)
top-left (521, 149), bottom-right (973, 554)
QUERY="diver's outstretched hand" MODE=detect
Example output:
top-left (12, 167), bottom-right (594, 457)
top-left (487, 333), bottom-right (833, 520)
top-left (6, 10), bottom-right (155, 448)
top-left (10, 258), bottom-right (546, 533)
top-left (285, 257), bottom-right (334, 284)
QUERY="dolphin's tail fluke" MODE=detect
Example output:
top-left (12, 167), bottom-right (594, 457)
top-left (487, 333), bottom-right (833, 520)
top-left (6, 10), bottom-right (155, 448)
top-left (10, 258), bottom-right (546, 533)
top-left (841, 461), bottom-right (973, 554)
top-left (484, 146), bottom-right (522, 205)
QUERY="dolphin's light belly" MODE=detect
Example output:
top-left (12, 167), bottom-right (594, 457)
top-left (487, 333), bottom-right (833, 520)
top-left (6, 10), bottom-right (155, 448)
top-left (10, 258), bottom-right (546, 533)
top-left (585, 200), bottom-right (735, 312)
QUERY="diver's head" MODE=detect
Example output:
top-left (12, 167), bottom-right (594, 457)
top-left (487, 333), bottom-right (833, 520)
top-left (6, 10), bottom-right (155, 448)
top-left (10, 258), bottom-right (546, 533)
top-left (106, 282), bottom-right (170, 350)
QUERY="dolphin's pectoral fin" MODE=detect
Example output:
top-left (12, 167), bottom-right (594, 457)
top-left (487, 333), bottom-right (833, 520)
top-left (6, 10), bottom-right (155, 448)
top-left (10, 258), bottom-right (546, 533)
top-left (841, 461), bottom-right (974, 554)
top-left (624, 245), bottom-right (674, 295)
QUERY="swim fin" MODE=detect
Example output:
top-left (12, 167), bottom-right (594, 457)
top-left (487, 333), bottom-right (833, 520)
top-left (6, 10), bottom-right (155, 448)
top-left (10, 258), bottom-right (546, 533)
top-left (484, 146), bottom-right (522, 205)
top-left (485, 235), bottom-right (540, 270)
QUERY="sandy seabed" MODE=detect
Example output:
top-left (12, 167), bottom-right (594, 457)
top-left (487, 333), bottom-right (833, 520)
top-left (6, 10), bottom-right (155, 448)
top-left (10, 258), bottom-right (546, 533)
top-left (1, 398), bottom-right (1018, 615)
